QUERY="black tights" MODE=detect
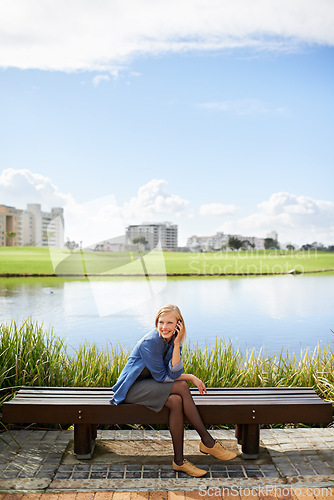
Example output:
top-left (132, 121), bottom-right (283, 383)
top-left (164, 380), bottom-right (215, 465)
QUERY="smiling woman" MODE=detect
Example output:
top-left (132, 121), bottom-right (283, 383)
top-left (110, 303), bottom-right (237, 477)
top-left (156, 306), bottom-right (186, 342)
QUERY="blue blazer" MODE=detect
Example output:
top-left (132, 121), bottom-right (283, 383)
top-left (110, 329), bottom-right (183, 405)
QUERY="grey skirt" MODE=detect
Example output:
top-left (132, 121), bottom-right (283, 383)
top-left (122, 378), bottom-right (174, 412)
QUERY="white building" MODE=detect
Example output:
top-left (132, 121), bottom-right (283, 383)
top-left (92, 235), bottom-right (127, 252)
top-left (187, 232), bottom-right (274, 251)
top-left (187, 232), bottom-right (229, 251)
top-left (22, 204), bottom-right (64, 248)
top-left (233, 235), bottom-right (266, 250)
top-left (126, 222), bottom-right (178, 251)
top-left (266, 231), bottom-right (278, 242)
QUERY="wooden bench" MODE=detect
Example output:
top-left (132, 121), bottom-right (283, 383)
top-left (3, 386), bottom-right (332, 460)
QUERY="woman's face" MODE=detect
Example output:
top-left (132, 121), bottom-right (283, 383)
top-left (157, 312), bottom-right (178, 341)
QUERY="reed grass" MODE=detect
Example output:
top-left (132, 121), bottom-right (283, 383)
top-left (183, 341), bottom-right (334, 403)
top-left (1, 320), bottom-right (333, 409)
top-left (0, 319), bottom-right (69, 392)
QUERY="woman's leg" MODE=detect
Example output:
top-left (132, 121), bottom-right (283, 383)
top-left (164, 394), bottom-right (184, 465)
top-left (170, 381), bottom-right (215, 448)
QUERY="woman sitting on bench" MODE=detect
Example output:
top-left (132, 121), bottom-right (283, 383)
top-left (110, 303), bottom-right (237, 477)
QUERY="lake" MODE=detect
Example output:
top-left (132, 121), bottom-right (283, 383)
top-left (0, 274), bottom-right (333, 354)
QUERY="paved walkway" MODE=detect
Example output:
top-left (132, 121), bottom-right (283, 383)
top-left (0, 428), bottom-right (333, 497)
top-left (1, 491), bottom-right (334, 499)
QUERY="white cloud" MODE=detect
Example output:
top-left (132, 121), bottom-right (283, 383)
top-left (197, 99), bottom-right (288, 116)
top-left (122, 179), bottom-right (189, 219)
top-left (0, 168), bottom-right (73, 208)
top-left (0, 168), bottom-right (121, 244)
top-left (258, 192), bottom-right (334, 217)
top-left (217, 192), bottom-right (334, 245)
top-left (0, 0), bottom-right (334, 72)
top-left (0, 169), bottom-right (189, 246)
top-left (1, 171), bottom-right (333, 246)
top-left (92, 74), bottom-right (110, 87)
top-left (200, 203), bottom-right (239, 216)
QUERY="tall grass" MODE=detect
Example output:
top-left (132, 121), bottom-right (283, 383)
top-left (183, 341), bottom-right (334, 402)
top-left (1, 320), bottom-right (333, 407)
top-left (0, 319), bottom-right (129, 404)
top-left (66, 343), bottom-right (129, 387)
top-left (0, 319), bottom-right (68, 391)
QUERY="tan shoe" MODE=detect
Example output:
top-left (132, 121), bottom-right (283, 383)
top-left (172, 459), bottom-right (207, 477)
top-left (200, 440), bottom-right (237, 461)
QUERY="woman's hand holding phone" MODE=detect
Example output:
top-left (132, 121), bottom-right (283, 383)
top-left (173, 320), bottom-right (183, 343)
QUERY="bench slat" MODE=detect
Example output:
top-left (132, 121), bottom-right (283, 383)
top-left (8, 393), bottom-right (326, 402)
top-left (7, 387), bottom-right (327, 406)
top-left (18, 386), bottom-right (318, 392)
top-left (5, 395), bottom-right (324, 406)
top-left (13, 387), bottom-right (321, 397)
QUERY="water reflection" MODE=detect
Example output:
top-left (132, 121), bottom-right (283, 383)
top-left (0, 275), bottom-right (333, 354)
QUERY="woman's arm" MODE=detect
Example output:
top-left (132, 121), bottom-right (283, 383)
top-left (171, 337), bottom-right (181, 367)
top-left (138, 337), bottom-right (183, 383)
top-left (171, 320), bottom-right (184, 367)
top-left (175, 373), bottom-right (207, 395)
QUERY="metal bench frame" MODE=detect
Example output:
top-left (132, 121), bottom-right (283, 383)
top-left (3, 386), bottom-right (332, 460)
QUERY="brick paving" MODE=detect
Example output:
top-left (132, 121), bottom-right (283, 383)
top-left (0, 489), bottom-right (334, 498)
top-left (0, 428), bottom-right (333, 496)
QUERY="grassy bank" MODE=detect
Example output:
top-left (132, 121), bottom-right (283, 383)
top-left (1, 320), bottom-right (333, 410)
top-left (0, 247), bottom-right (334, 275)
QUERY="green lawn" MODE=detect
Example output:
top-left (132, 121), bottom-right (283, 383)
top-left (0, 246), bottom-right (333, 275)
top-left (0, 247), bottom-right (56, 274)
top-left (164, 250), bottom-right (334, 275)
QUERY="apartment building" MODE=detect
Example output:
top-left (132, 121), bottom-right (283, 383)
top-left (0, 205), bottom-right (23, 246)
top-left (22, 204), bottom-right (64, 248)
top-left (126, 222), bottom-right (178, 251)
top-left (187, 232), bottom-right (268, 251)
top-left (187, 232), bottom-right (229, 251)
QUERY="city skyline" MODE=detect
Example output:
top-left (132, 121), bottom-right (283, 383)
top-left (2, 198), bottom-right (325, 252)
top-left (0, 1), bottom-right (333, 246)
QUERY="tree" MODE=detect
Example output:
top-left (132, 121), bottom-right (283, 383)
top-left (65, 239), bottom-right (79, 252)
top-left (301, 242), bottom-right (324, 251)
top-left (264, 238), bottom-right (279, 250)
top-left (132, 236), bottom-right (148, 252)
top-left (286, 244), bottom-right (295, 251)
top-left (241, 239), bottom-right (255, 250)
top-left (228, 236), bottom-right (243, 251)
top-left (6, 231), bottom-right (16, 245)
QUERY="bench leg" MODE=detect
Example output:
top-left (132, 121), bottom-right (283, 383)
top-left (74, 424), bottom-right (96, 460)
top-left (235, 424), bottom-right (243, 444)
top-left (241, 424), bottom-right (260, 459)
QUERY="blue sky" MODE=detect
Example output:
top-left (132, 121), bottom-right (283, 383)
top-left (0, 1), bottom-right (334, 246)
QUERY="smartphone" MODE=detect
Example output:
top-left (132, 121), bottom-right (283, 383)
top-left (174, 320), bottom-right (181, 337)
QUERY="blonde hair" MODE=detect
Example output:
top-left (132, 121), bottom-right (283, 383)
top-left (155, 304), bottom-right (186, 343)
